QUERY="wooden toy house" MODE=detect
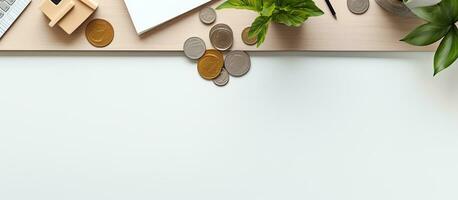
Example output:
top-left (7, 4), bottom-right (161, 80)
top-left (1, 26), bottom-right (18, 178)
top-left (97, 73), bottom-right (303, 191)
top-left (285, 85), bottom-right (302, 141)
top-left (40, 0), bottom-right (98, 34)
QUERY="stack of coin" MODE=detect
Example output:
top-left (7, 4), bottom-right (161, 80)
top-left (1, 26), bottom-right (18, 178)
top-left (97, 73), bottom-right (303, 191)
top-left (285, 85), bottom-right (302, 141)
top-left (85, 19), bottom-right (115, 48)
top-left (210, 23), bottom-right (234, 51)
top-left (182, 7), bottom-right (252, 87)
top-left (202, 50), bottom-right (250, 87)
top-left (197, 50), bottom-right (224, 80)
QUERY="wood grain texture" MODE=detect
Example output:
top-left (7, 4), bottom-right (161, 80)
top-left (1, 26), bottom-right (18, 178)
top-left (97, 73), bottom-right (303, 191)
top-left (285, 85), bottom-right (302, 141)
top-left (0, 0), bottom-right (436, 51)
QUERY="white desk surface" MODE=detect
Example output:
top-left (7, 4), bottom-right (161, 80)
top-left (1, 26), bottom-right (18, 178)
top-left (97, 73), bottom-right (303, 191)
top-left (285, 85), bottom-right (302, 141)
top-left (1, 53), bottom-right (458, 200)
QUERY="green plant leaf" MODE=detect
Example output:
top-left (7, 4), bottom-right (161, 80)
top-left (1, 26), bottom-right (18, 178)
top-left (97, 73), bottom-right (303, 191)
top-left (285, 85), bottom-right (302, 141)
top-left (411, 0), bottom-right (458, 25)
top-left (440, 0), bottom-right (458, 23)
top-left (216, 0), bottom-right (263, 12)
top-left (217, 0), bottom-right (323, 47)
top-left (255, 22), bottom-right (269, 47)
top-left (276, 0), bottom-right (324, 16)
top-left (401, 23), bottom-right (451, 46)
top-left (434, 25), bottom-right (458, 75)
top-left (249, 16), bottom-right (271, 47)
top-left (261, 2), bottom-right (276, 16)
top-left (272, 10), bottom-right (308, 26)
top-left (272, 0), bottom-right (323, 26)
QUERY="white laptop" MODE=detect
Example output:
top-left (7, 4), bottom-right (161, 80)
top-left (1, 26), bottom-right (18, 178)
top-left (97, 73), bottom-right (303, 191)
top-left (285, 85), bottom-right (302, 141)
top-left (124, 0), bottom-right (211, 35)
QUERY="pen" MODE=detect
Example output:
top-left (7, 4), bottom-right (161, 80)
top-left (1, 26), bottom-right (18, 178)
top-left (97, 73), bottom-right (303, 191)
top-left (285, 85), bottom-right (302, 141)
top-left (324, 0), bottom-right (337, 19)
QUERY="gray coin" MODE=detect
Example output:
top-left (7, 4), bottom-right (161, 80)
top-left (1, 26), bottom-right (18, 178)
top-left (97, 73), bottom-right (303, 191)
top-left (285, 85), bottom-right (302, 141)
top-left (224, 51), bottom-right (251, 77)
top-left (183, 37), bottom-right (206, 60)
top-left (213, 68), bottom-right (230, 86)
top-left (210, 24), bottom-right (232, 35)
top-left (210, 24), bottom-right (233, 51)
top-left (348, 0), bottom-right (370, 14)
top-left (199, 7), bottom-right (217, 25)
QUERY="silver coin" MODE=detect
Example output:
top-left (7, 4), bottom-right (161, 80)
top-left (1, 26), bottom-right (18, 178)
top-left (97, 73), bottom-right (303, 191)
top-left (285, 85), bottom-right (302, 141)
top-left (347, 0), bottom-right (370, 14)
top-left (199, 7), bottom-right (216, 25)
top-left (213, 68), bottom-right (230, 86)
top-left (210, 24), bottom-right (233, 51)
top-left (210, 30), bottom-right (233, 51)
top-left (183, 37), bottom-right (206, 60)
top-left (224, 51), bottom-right (251, 77)
top-left (210, 24), bottom-right (232, 35)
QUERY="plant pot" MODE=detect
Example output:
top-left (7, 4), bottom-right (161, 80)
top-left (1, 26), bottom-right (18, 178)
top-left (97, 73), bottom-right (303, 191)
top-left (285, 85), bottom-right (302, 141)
top-left (404, 0), bottom-right (441, 8)
top-left (375, 0), bottom-right (440, 17)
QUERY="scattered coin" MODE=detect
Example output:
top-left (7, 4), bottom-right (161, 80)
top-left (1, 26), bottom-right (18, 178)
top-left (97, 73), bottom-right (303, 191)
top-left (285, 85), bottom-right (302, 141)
top-left (213, 68), bottom-right (230, 87)
top-left (347, 0), bottom-right (370, 15)
top-left (183, 37), bottom-right (206, 60)
top-left (225, 51), bottom-right (251, 77)
top-left (242, 27), bottom-right (257, 46)
top-left (199, 7), bottom-right (217, 25)
top-left (210, 23), bottom-right (233, 51)
top-left (183, 21), bottom-right (253, 86)
top-left (85, 19), bottom-right (114, 48)
top-left (197, 50), bottom-right (224, 80)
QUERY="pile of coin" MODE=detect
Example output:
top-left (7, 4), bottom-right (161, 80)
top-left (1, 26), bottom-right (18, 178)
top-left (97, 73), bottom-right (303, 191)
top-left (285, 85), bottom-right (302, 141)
top-left (197, 49), bottom-right (224, 80)
top-left (85, 19), bottom-right (115, 48)
top-left (182, 7), bottom-right (252, 87)
top-left (210, 24), bottom-right (233, 51)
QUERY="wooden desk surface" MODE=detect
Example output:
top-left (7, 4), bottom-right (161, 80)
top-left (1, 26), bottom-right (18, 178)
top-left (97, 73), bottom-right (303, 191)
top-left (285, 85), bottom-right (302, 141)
top-left (0, 0), bottom-right (436, 51)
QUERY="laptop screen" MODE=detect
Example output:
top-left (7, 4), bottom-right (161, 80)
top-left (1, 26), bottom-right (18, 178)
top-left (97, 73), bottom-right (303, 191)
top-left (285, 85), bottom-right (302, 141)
top-left (123, 0), bottom-right (211, 35)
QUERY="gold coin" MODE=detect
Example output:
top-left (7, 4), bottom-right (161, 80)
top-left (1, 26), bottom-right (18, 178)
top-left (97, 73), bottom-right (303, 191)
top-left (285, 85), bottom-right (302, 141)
top-left (242, 27), bottom-right (257, 46)
top-left (197, 50), bottom-right (224, 80)
top-left (85, 19), bottom-right (114, 48)
top-left (205, 49), bottom-right (224, 61)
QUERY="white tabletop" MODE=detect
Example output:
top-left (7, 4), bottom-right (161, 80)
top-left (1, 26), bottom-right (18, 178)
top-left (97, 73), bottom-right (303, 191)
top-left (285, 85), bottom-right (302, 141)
top-left (0, 52), bottom-right (457, 200)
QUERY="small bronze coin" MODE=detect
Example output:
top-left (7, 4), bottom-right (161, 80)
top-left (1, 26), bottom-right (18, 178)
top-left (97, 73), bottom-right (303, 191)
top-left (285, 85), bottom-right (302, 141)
top-left (242, 27), bottom-right (257, 46)
top-left (85, 19), bottom-right (114, 48)
top-left (197, 50), bottom-right (224, 80)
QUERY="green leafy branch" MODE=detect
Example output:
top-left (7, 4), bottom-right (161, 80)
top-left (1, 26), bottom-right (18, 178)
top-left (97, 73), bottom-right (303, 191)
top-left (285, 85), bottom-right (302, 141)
top-left (217, 0), bottom-right (324, 47)
top-left (401, 0), bottom-right (458, 76)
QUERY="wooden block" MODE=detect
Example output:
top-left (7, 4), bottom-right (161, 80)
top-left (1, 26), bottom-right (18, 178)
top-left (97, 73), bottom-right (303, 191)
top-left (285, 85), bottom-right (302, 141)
top-left (0, 0), bottom-right (436, 51)
top-left (40, 0), bottom-right (97, 34)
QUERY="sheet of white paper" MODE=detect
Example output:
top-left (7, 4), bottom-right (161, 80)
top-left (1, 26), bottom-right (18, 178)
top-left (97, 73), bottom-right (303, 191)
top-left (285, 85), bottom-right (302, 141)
top-left (124, 0), bottom-right (211, 35)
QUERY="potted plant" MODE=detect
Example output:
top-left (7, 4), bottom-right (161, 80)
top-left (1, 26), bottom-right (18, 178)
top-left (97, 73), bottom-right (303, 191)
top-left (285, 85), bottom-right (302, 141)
top-left (401, 0), bottom-right (458, 75)
top-left (216, 0), bottom-right (324, 47)
top-left (404, 0), bottom-right (441, 8)
top-left (375, 0), bottom-right (414, 16)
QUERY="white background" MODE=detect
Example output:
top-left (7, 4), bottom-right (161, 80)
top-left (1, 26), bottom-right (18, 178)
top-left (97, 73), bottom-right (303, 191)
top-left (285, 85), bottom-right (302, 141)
top-left (0, 52), bottom-right (457, 200)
